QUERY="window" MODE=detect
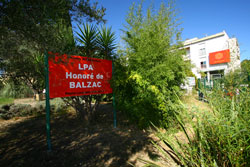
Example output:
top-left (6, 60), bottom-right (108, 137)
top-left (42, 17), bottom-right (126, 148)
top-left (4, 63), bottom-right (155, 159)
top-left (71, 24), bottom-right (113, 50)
top-left (200, 61), bottom-right (206, 69)
top-left (199, 43), bottom-right (206, 56)
top-left (199, 48), bottom-right (206, 56)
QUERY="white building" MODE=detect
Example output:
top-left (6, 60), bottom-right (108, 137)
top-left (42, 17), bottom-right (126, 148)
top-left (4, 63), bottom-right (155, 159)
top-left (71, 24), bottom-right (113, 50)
top-left (183, 31), bottom-right (240, 81)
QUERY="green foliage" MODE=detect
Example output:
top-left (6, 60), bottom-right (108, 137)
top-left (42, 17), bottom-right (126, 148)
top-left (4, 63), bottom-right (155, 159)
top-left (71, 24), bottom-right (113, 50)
top-left (0, 82), bottom-right (33, 98)
top-left (0, 0), bottom-right (106, 94)
top-left (0, 98), bottom-right (67, 120)
top-left (241, 59), bottom-right (250, 75)
top-left (0, 0), bottom-right (106, 50)
top-left (241, 59), bottom-right (250, 85)
top-left (115, 0), bottom-right (187, 128)
top-left (62, 23), bottom-right (116, 121)
top-left (96, 26), bottom-right (116, 59)
top-left (50, 98), bottom-right (68, 113)
top-left (76, 23), bottom-right (116, 59)
top-left (77, 23), bottom-right (99, 56)
top-left (116, 72), bottom-right (164, 127)
top-left (149, 81), bottom-right (250, 166)
top-left (0, 104), bottom-right (32, 119)
top-left (223, 69), bottom-right (248, 89)
top-left (0, 98), bottom-right (14, 105)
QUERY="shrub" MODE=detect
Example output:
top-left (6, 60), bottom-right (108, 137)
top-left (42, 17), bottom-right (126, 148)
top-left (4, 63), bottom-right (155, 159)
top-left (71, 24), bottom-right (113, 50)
top-left (0, 104), bottom-right (32, 119)
top-left (50, 98), bottom-right (67, 112)
top-left (0, 82), bottom-right (33, 98)
top-left (115, 0), bottom-right (188, 128)
top-left (34, 103), bottom-right (46, 115)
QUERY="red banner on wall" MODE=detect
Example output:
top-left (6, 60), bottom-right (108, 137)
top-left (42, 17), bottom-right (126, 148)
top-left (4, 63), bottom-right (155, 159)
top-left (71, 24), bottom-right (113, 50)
top-left (209, 49), bottom-right (230, 65)
top-left (48, 52), bottom-right (113, 98)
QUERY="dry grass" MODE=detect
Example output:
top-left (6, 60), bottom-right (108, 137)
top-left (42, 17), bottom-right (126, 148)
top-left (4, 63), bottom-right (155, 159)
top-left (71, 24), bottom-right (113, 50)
top-left (0, 103), bottom-right (164, 167)
top-left (181, 93), bottom-right (211, 113)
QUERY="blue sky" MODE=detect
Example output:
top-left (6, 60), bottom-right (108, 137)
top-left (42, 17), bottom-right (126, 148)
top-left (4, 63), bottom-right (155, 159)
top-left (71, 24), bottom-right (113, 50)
top-left (94, 0), bottom-right (250, 61)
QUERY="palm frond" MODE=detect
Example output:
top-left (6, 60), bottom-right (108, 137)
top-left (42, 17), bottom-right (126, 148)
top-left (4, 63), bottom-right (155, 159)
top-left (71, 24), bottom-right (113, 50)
top-left (76, 23), bottom-right (98, 57)
top-left (97, 26), bottom-right (116, 59)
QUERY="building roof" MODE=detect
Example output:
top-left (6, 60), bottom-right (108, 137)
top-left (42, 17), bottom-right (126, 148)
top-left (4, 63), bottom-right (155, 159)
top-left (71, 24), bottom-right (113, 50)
top-left (184, 31), bottom-right (228, 46)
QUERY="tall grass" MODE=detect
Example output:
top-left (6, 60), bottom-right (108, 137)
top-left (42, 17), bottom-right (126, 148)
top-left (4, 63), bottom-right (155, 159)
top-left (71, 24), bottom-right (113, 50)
top-left (147, 85), bottom-right (250, 166)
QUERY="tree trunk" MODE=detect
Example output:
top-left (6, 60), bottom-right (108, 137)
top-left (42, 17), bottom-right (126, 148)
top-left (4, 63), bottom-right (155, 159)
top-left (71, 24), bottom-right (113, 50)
top-left (62, 95), bottom-right (103, 124)
top-left (32, 89), bottom-right (42, 101)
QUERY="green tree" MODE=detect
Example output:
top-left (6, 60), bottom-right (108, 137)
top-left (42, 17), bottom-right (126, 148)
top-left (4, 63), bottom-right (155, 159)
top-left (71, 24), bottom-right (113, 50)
top-left (241, 59), bottom-right (250, 73)
top-left (0, 0), bottom-right (106, 51)
top-left (0, 0), bottom-right (106, 96)
top-left (96, 26), bottom-right (116, 60)
top-left (115, 0), bottom-right (188, 128)
top-left (241, 59), bottom-right (250, 83)
top-left (62, 23), bottom-right (116, 121)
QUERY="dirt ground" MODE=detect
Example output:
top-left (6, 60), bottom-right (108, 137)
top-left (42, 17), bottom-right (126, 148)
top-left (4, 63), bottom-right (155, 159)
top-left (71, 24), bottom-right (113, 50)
top-left (0, 101), bottom-right (177, 167)
top-left (14, 98), bottom-right (38, 107)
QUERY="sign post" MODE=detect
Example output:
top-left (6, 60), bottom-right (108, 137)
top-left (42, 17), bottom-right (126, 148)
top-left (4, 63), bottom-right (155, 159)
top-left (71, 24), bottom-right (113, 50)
top-left (112, 63), bottom-right (116, 128)
top-left (44, 52), bottom-right (52, 151)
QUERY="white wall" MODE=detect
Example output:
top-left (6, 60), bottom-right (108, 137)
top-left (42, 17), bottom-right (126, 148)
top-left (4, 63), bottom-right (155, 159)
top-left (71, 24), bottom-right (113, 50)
top-left (184, 31), bottom-right (240, 79)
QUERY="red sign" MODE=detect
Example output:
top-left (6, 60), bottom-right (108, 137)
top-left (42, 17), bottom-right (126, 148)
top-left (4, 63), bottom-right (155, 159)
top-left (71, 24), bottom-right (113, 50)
top-left (48, 52), bottom-right (112, 98)
top-left (209, 49), bottom-right (230, 65)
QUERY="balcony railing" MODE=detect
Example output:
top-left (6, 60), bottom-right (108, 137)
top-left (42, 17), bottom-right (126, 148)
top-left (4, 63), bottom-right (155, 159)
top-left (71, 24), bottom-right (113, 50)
top-left (201, 64), bottom-right (207, 69)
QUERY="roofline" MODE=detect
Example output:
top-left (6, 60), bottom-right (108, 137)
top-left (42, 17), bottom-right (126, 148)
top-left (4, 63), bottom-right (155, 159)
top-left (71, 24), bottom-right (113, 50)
top-left (184, 31), bottom-right (227, 46)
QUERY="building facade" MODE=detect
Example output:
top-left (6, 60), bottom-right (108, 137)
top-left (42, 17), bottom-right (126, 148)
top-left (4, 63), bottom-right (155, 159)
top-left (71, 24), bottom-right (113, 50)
top-left (183, 31), bottom-right (240, 81)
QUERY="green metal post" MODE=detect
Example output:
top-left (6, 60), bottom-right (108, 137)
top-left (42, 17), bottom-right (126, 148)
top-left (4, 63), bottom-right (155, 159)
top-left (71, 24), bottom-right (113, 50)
top-left (198, 78), bottom-right (200, 99)
top-left (113, 93), bottom-right (117, 128)
top-left (44, 52), bottom-right (52, 151)
top-left (112, 63), bottom-right (117, 128)
top-left (203, 78), bottom-right (206, 89)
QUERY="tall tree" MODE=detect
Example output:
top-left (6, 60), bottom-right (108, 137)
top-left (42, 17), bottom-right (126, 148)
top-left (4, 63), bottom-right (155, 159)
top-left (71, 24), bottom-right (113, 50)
top-left (115, 0), bottom-right (188, 128)
top-left (96, 26), bottom-right (116, 60)
top-left (0, 0), bottom-right (106, 95)
top-left (0, 0), bottom-right (106, 50)
top-left (241, 59), bottom-right (250, 84)
top-left (62, 23), bottom-right (116, 121)
top-left (241, 59), bottom-right (250, 75)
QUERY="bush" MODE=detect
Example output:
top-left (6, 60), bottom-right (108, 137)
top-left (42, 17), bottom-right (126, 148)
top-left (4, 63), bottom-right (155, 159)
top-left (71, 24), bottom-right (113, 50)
top-left (0, 104), bottom-right (32, 119)
top-left (114, 0), bottom-right (188, 129)
top-left (0, 82), bottom-right (33, 98)
top-left (0, 98), bottom-right (69, 120)
top-left (50, 98), bottom-right (67, 112)
top-left (33, 103), bottom-right (46, 115)
top-left (114, 71), bottom-right (181, 128)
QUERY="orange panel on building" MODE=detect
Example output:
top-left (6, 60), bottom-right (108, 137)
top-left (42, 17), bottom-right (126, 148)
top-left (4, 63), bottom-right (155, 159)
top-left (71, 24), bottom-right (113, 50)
top-left (209, 49), bottom-right (230, 65)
